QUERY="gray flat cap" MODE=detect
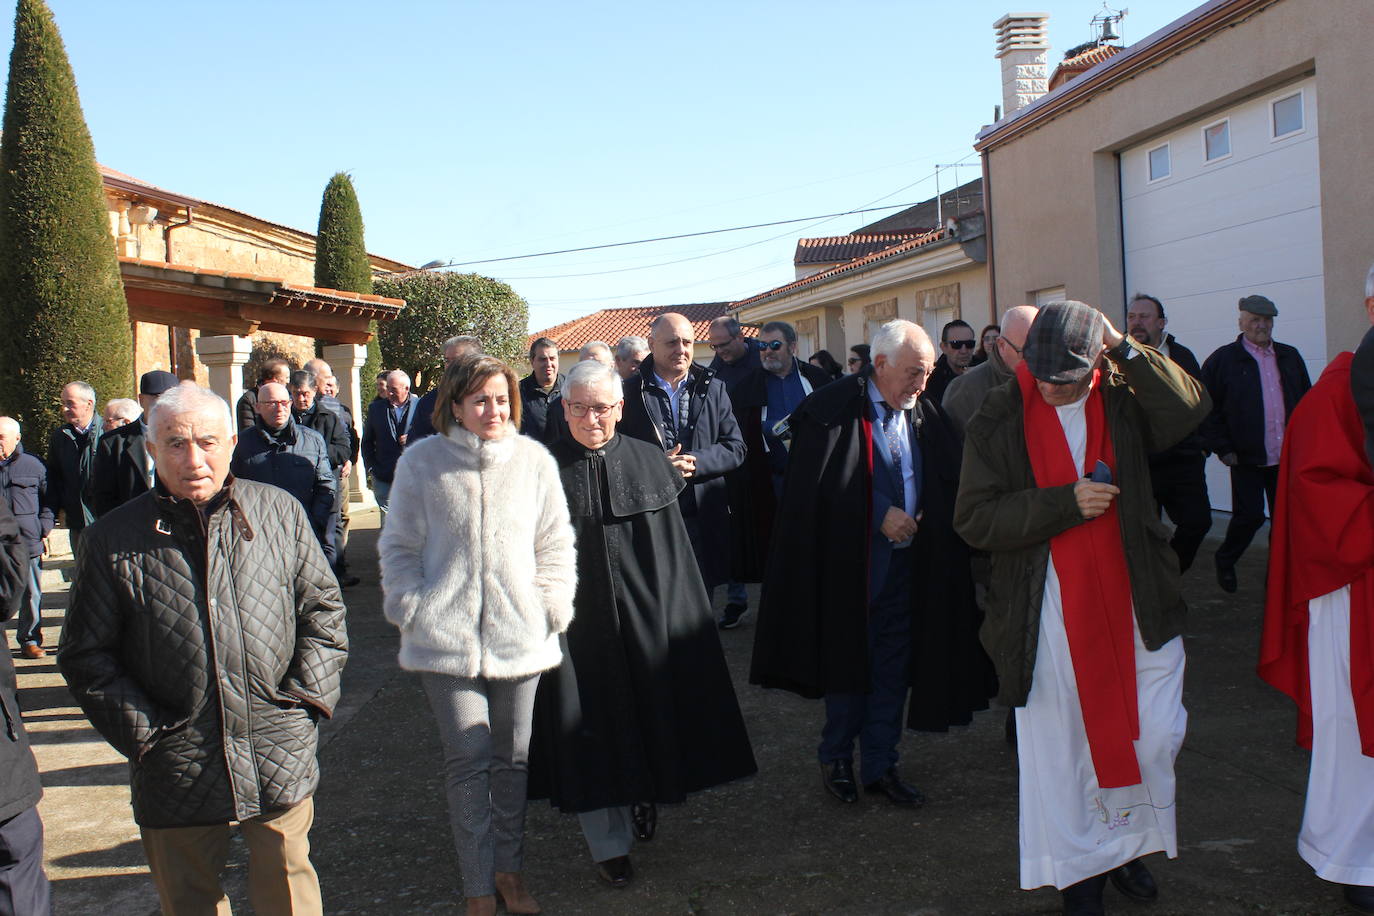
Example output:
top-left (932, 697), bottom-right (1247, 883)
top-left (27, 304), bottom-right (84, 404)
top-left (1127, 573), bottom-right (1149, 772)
top-left (1239, 294), bottom-right (1278, 317)
top-left (1022, 300), bottom-right (1105, 385)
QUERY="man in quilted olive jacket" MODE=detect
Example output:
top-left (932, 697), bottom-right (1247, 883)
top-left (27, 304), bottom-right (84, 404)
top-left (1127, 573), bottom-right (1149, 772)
top-left (59, 383), bottom-right (348, 916)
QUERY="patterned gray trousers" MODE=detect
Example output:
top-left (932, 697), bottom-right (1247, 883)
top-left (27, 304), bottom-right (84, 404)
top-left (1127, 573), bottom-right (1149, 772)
top-left (421, 672), bottom-right (540, 898)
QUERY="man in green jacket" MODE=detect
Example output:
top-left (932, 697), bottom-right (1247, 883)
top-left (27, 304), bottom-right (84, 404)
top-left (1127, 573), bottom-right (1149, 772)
top-left (954, 301), bottom-right (1209, 916)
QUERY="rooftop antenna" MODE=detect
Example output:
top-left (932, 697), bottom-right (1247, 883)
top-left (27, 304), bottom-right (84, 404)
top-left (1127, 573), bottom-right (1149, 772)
top-left (1091, 5), bottom-right (1127, 45)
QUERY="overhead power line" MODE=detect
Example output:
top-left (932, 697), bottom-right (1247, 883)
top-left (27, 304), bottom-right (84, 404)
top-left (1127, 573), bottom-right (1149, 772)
top-left (440, 199), bottom-right (932, 268)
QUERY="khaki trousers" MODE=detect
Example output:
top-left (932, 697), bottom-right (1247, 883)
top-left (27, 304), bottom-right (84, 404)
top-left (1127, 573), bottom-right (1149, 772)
top-left (140, 798), bottom-right (321, 916)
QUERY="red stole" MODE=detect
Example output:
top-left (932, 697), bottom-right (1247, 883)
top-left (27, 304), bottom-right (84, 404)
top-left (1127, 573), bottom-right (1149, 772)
top-left (1017, 364), bottom-right (1142, 788)
top-left (1260, 352), bottom-right (1374, 757)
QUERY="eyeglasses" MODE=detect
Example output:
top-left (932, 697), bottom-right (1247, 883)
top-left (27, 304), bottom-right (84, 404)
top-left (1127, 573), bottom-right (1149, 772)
top-left (567, 402), bottom-right (619, 418)
top-left (260, 399), bottom-right (291, 407)
top-left (946, 340), bottom-right (976, 350)
top-left (1000, 338), bottom-right (1023, 355)
top-left (847, 357), bottom-right (861, 365)
top-left (707, 336), bottom-right (739, 351)
top-left (759, 340), bottom-right (785, 351)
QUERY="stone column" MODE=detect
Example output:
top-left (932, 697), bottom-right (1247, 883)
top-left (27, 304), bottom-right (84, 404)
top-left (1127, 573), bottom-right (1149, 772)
top-left (194, 335), bottom-right (253, 409)
top-left (323, 343), bottom-right (376, 507)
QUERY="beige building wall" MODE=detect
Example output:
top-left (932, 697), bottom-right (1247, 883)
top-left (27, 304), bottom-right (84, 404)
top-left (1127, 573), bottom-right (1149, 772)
top-left (739, 260), bottom-right (990, 358)
top-left (104, 192), bottom-right (407, 393)
top-left (980, 0), bottom-right (1374, 359)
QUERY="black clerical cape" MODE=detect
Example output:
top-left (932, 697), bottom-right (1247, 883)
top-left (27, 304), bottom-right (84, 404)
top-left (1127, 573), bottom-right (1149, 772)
top-left (528, 433), bottom-right (757, 812)
top-left (749, 372), bottom-right (996, 731)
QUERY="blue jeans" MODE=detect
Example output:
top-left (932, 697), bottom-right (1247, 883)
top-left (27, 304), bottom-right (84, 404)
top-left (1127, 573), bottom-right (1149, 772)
top-left (818, 547), bottom-right (912, 785)
top-left (724, 582), bottom-right (748, 607)
top-left (17, 558), bottom-right (41, 647)
top-left (372, 478), bottom-right (391, 513)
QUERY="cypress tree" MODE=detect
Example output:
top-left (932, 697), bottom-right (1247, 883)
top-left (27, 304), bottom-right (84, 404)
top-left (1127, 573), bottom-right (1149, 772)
top-left (0, 0), bottom-right (133, 443)
top-left (314, 172), bottom-right (380, 384)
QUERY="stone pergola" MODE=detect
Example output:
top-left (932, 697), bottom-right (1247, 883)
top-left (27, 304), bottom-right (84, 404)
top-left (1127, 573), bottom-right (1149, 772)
top-left (119, 256), bottom-right (405, 504)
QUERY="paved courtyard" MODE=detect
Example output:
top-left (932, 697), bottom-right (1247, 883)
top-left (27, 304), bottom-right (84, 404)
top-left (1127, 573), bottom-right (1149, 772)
top-left (19, 511), bottom-right (1354, 915)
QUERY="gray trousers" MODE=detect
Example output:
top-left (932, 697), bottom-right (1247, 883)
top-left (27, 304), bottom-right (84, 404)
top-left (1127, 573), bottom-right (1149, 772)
top-left (421, 672), bottom-right (539, 898)
top-left (577, 807), bottom-right (634, 863)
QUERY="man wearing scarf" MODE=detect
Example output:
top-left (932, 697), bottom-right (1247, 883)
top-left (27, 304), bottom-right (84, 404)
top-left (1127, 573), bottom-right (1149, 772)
top-left (955, 301), bottom-right (1208, 915)
top-left (1260, 267), bottom-right (1374, 915)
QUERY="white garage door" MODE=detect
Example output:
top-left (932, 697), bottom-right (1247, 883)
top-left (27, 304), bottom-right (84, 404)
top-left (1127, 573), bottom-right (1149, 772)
top-left (1120, 76), bottom-right (1323, 510)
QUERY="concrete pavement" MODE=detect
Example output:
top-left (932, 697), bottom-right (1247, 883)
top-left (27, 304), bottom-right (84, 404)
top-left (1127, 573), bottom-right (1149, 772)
top-left (18, 513), bottom-right (1356, 915)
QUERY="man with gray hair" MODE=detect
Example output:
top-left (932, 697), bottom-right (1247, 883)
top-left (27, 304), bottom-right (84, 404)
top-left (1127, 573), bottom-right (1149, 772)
top-left (530, 360), bottom-right (756, 888)
top-left (92, 370), bottom-right (179, 517)
top-left (47, 380), bottom-right (101, 546)
top-left (303, 358), bottom-right (360, 583)
top-left (361, 369), bottom-right (418, 510)
top-left (231, 380), bottom-right (337, 563)
top-left (0, 417), bottom-right (52, 658)
top-left (955, 301), bottom-right (1208, 914)
top-left (409, 335), bottom-right (484, 445)
top-left (543, 343), bottom-right (614, 446)
top-left (578, 341), bottom-right (613, 366)
top-left (102, 398), bottom-right (140, 430)
top-left (60, 383), bottom-right (347, 915)
top-left (752, 319), bottom-right (994, 808)
top-left (614, 336), bottom-right (648, 381)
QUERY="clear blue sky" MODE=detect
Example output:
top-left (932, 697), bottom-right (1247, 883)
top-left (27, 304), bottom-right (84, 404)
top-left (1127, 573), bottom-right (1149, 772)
top-left (15, 1), bottom-right (1201, 333)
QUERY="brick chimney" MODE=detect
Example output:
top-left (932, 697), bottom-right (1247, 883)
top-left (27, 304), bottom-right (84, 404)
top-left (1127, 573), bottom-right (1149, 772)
top-left (994, 12), bottom-right (1050, 117)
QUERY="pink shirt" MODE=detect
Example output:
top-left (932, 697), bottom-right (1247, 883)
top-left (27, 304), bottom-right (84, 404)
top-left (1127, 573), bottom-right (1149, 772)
top-left (1241, 335), bottom-right (1285, 466)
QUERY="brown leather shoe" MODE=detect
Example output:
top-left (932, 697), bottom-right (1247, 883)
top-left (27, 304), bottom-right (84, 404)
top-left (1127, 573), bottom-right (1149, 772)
top-left (20, 644), bottom-right (45, 659)
top-left (494, 871), bottom-right (541, 914)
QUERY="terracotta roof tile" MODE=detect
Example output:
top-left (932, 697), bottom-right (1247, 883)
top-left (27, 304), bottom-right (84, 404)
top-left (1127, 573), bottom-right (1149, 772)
top-left (733, 226), bottom-right (955, 309)
top-left (1049, 43), bottom-right (1124, 90)
top-left (528, 302), bottom-right (754, 352)
top-left (118, 257), bottom-right (404, 307)
top-left (794, 233), bottom-right (927, 265)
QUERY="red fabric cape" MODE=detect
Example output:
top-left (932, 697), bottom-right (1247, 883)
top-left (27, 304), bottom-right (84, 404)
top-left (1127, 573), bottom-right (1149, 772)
top-left (1017, 365), bottom-right (1141, 788)
top-left (1260, 351), bottom-right (1374, 757)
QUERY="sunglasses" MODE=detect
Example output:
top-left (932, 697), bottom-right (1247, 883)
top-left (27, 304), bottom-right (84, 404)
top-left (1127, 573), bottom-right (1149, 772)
top-left (759, 340), bottom-right (785, 351)
top-left (946, 340), bottom-right (976, 350)
top-left (847, 357), bottom-right (861, 365)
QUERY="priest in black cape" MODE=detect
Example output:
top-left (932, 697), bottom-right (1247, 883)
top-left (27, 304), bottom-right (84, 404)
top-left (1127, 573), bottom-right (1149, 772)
top-left (750, 319), bottom-right (995, 805)
top-left (529, 360), bottom-right (757, 889)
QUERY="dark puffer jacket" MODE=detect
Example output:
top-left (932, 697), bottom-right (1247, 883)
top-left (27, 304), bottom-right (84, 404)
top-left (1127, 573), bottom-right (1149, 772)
top-left (58, 478), bottom-right (348, 828)
top-left (230, 419), bottom-right (336, 556)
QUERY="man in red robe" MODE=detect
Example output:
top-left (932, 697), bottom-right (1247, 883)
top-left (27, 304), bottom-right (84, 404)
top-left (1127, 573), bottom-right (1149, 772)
top-left (1260, 268), bottom-right (1374, 915)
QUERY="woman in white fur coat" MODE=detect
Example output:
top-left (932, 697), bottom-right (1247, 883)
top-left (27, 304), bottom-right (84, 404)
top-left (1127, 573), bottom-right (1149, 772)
top-left (379, 354), bottom-right (576, 916)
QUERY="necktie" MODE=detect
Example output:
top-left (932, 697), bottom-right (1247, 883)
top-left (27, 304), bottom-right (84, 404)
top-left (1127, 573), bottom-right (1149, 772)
top-left (880, 403), bottom-right (907, 510)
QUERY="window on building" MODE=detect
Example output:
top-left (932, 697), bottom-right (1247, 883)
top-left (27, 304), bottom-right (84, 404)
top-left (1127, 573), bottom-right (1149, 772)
top-left (1147, 144), bottom-right (1170, 182)
top-left (1034, 286), bottom-right (1067, 308)
top-left (1204, 120), bottom-right (1231, 161)
top-left (1272, 92), bottom-right (1304, 139)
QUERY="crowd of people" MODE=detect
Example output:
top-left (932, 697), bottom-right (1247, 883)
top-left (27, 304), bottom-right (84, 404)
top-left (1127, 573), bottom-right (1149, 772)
top-left (0, 272), bottom-right (1368, 915)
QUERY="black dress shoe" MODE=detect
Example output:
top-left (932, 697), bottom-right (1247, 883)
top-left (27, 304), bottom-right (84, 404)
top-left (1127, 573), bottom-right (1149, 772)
top-left (1061, 873), bottom-right (1108, 915)
top-left (717, 603), bottom-right (748, 629)
top-left (1345, 884), bottom-right (1374, 914)
top-left (595, 855), bottom-right (633, 888)
top-left (820, 759), bottom-right (857, 803)
top-left (862, 767), bottom-right (926, 806)
top-left (631, 802), bottom-right (656, 840)
top-left (1216, 563), bottom-right (1238, 593)
top-left (1109, 858), bottom-right (1158, 901)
